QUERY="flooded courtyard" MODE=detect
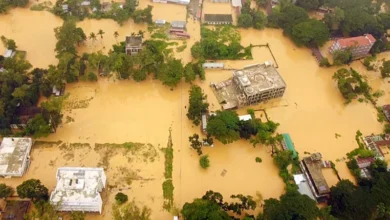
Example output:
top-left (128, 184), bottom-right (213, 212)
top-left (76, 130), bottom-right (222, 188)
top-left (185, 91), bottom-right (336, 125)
top-left (0, 1), bottom-right (387, 219)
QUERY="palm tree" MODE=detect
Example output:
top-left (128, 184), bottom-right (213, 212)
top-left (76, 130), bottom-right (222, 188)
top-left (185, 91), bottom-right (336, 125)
top-left (97, 29), bottom-right (105, 45)
top-left (89, 32), bottom-right (97, 43)
top-left (114, 31), bottom-right (119, 43)
top-left (138, 30), bottom-right (145, 38)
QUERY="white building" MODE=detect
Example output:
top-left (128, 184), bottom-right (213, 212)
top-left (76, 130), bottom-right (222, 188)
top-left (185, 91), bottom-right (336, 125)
top-left (202, 62), bottom-right (224, 69)
top-left (50, 167), bottom-right (107, 213)
top-left (238, 114), bottom-right (252, 121)
top-left (3, 49), bottom-right (15, 58)
top-left (0, 137), bottom-right (32, 178)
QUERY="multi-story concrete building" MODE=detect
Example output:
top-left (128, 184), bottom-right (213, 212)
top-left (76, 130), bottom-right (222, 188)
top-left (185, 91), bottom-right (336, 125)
top-left (125, 36), bottom-right (142, 56)
top-left (211, 62), bottom-right (286, 109)
top-left (329, 34), bottom-right (376, 59)
top-left (232, 62), bottom-right (286, 106)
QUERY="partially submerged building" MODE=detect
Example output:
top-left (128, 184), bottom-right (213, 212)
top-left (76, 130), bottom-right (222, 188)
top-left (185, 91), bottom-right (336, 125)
top-left (362, 134), bottom-right (389, 160)
top-left (204, 14), bottom-right (233, 25)
top-left (171, 21), bottom-right (186, 29)
top-left (202, 62), bottom-right (224, 69)
top-left (125, 36), bottom-right (143, 56)
top-left (10, 107), bottom-right (42, 130)
top-left (52, 85), bottom-right (65, 96)
top-left (0, 137), bottom-right (32, 178)
top-left (1, 200), bottom-right (31, 220)
top-left (293, 174), bottom-right (316, 201)
top-left (3, 49), bottom-right (15, 58)
top-left (300, 153), bottom-right (330, 202)
top-left (238, 114), bottom-right (252, 121)
top-left (211, 62), bottom-right (286, 109)
top-left (329, 34), bottom-right (376, 59)
top-left (50, 167), bottom-right (107, 213)
top-left (282, 133), bottom-right (297, 159)
top-left (382, 104), bottom-right (390, 122)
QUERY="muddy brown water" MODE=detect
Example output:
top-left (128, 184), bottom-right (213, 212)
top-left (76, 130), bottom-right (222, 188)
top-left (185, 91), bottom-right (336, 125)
top-left (0, 2), bottom-right (386, 219)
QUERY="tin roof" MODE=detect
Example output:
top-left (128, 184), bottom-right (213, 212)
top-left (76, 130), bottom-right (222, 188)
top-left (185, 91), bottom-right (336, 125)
top-left (336, 34), bottom-right (376, 48)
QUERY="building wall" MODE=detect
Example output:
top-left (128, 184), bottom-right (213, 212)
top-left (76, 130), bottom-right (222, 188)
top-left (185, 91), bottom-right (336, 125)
top-left (330, 41), bottom-right (374, 58)
top-left (126, 46), bottom-right (142, 56)
top-left (246, 87), bottom-right (285, 105)
top-left (205, 21), bottom-right (232, 25)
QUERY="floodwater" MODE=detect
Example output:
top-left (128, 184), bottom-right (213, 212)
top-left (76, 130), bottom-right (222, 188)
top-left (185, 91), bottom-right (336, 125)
top-left (0, 8), bottom-right (62, 68)
top-left (0, 3), bottom-right (386, 220)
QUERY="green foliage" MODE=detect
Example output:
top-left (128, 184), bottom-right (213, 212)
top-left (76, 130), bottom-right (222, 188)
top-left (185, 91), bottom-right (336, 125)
top-left (333, 50), bottom-right (352, 66)
top-left (87, 72), bottom-right (98, 81)
top-left (24, 114), bottom-right (51, 138)
top-left (187, 85), bottom-right (209, 125)
top-left (199, 155), bottom-right (210, 169)
top-left (320, 57), bottom-right (331, 67)
top-left (324, 7), bottom-right (345, 31)
top-left (0, 183), bottom-right (13, 198)
top-left (274, 150), bottom-right (294, 170)
top-left (238, 3), bottom-right (267, 29)
top-left (157, 58), bottom-right (183, 88)
top-left (162, 180), bottom-right (174, 209)
top-left (255, 157), bottom-right (262, 163)
top-left (54, 19), bottom-right (86, 56)
top-left (115, 192), bottom-right (129, 205)
top-left (341, 8), bottom-right (384, 39)
top-left (16, 179), bottom-right (49, 202)
top-left (363, 56), bottom-right (375, 71)
top-left (0, 0), bottom-right (28, 13)
top-left (263, 190), bottom-right (320, 220)
top-left (291, 19), bottom-right (330, 47)
top-left (112, 200), bottom-right (151, 220)
top-left (1, 36), bottom-right (17, 50)
top-left (206, 110), bottom-right (240, 144)
top-left (250, 120), bottom-right (281, 147)
top-left (132, 5), bottom-right (153, 24)
top-left (41, 96), bottom-right (65, 132)
top-left (70, 211), bottom-right (86, 220)
top-left (25, 201), bottom-right (60, 219)
top-left (332, 68), bottom-right (370, 103)
top-left (381, 60), bottom-right (390, 78)
top-left (30, 1), bottom-right (52, 11)
top-left (191, 26), bottom-right (251, 60)
top-left (181, 198), bottom-right (230, 220)
top-left (238, 13), bottom-right (253, 28)
top-left (189, 133), bottom-right (203, 155)
top-left (297, 0), bottom-right (320, 10)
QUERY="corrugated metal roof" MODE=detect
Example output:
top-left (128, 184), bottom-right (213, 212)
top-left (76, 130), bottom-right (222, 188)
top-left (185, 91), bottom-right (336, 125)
top-left (202, 63), bottom-right (224, 68)
top-left (282, 133), bottom-right (297, 158)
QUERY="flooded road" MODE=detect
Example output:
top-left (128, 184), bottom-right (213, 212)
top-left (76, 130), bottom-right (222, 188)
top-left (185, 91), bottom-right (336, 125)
top-left (0, 4), bottom-right (386, 219)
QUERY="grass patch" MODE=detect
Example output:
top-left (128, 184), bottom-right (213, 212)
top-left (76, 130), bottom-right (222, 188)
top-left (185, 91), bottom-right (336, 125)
top-left (95, 142), bottom-right (158, 163)
top-left (162, 128), bottom-right (174, 210)
top-left (176, 44), bottom-right (187, 53)
top-left (33, 140), bottom-right (62, 148)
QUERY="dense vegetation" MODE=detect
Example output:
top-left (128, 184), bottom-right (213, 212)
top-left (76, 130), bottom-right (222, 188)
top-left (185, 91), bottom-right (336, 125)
top-left (238, 2), bottom-right (267, 29)
top-left (332, 68), bottom-right (371, 103)
top-left (16, 179), bottom-right (49, 202)
top-left (52, 0), bottom-right (153, 25)
top-left (191, 26), bottom-right (252, 60)
top-left (187, 85), bottom-right (209, 125)
top-left (0, 0), bottom-right (28, 13)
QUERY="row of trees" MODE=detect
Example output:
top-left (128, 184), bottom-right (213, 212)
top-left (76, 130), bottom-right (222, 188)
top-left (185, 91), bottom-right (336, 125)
top-left (0, 0), bottom-right (28, 14)
top-left (191, 26), bottom-right (252, 60)
top-left (52, 0), bottom-right (152, 25)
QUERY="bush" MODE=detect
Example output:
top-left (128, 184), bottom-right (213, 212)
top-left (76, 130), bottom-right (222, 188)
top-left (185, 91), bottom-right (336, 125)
top-left (319, 58), bottom-right (331, 67)
top-left (333, 50), bottom-right (352, 66)
top-left (199, 155), bottom-right (210, 169)
top-left (255, 157), bottom-right (262, 163)
top-left (87, 72), bottom-right (98, 81)
top-left (115, 192), bottom-right (128, 205)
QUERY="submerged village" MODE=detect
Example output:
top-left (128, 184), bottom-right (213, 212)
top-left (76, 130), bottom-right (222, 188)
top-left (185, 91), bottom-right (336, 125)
top-left (2, 0), bottom-right (390, 219)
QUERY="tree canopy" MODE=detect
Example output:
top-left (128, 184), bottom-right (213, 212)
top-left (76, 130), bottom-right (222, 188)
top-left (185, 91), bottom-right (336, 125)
top-left (181, 198), bottom-right (230, 220)
top-left (206, 110), bottom-right (240, 144)
top-left (16, 179), bottom-right (49, 202)
top-left (0, 183), bottom-right (13, 198)
top-left (291, 19), bottom-right (330, 47)
top-left (187, 85), bottom-right (209, 125)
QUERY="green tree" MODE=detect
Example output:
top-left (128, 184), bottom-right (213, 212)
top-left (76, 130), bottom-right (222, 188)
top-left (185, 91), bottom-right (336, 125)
top-left (132, 5), bottom-right (153, 24)
top-left (277, 5), bottom-right (309, 35)
top-left (379, 13), bottom-right (390, 30)
top-left (181, 198), bottom-right (230, 220)
top-left (199, 155), bottom-right (210, 169)
top-left (115, 192), bottom-right (129, 205)
top-left (191, 42), bottom-right (203, 59)
top-left (187, 85), bottom-right (209, 125)
top-left (291, 19), bottom-right (330, 47)
top-left (87, 72), bottom-right (98, 81)
top-left (157, 59), bottom-right (183, 88)
top-left (112, 200), bottom-right (151, 220)
top-left (1, 36), bottom-right (17, 50)
top-left (206, 110), bottom-right (240, 144)
top-left (184, 63), bottom-right (196, 83)
top-left (70, 211), bottom-right (86, 220)
top-left (16, 179), bottom-right (49, 202)
top-left (114, 31), bottom-right (120, 43)
top-left (381, 60), bottom-right (390, 78)
top-left (238, 13), bottom-right (253, 28)
top-left (24, 114), bottom-right (51, 138)
top-left (297, 0), bottom-right (320, 10)
top-left (54, 19), bottom-right (86, 56)
top-left (25, 201), bottom-right (60, 219)
top-left (189, 133), bottom-right (203, 155)
top-left (341, 8), bottom-right (384, 38)
top-left (324, 7), bottom-right (345, 31)
top-left (252, 10), bottom-right (267, 29)
top-left (333, 50), bottom-right (352, 66)
top-left (89, 32), bottom-right (97, 44)
top-left (41, 96), bottom-right (65, 132)
top-left (0, 183), bottom-right (13, 198)
top-left (273, 150), bottom-right (294, 169)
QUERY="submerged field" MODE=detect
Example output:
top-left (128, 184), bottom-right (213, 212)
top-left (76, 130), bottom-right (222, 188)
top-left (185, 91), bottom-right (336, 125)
top-left (0, 0), bottom-right (388, 219)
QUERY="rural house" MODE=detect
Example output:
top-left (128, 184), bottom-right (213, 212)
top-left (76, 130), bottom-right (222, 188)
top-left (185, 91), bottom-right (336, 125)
top-left (125, 36), bottom-right (143, 56)
top-left (329, 34), bottom-right (376, 59)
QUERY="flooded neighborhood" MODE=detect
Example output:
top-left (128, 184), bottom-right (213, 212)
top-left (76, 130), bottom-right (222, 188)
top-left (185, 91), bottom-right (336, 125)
top-left (1, 0), bottom-right (390, 219)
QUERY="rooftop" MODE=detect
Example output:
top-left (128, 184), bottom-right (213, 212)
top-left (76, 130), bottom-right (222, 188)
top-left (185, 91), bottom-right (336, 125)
top-left (238, 114), bottom-right (252, 121)
top-left (171, 21), bottom-right (186, 28)
top-left (336, 34), bottom-right (376, 48)
top-left (204, 14), bottom-right (233, 22)
top-left (126, 36), bottom-right (143, 47)
top-left (293, 174), bottom-right (316, 201)
top-left (233, 63), bottom-right (286, 97)
top-left (302, 153), bottom-right (330, 195)
top-left (1, 200), bottom-right (31, 220)
top-left (363, 134), bottom-right (388, 158)
top-left (50, 167), bottom-right (106, 213)
top-left (0, 138), bottom-right (32, 177)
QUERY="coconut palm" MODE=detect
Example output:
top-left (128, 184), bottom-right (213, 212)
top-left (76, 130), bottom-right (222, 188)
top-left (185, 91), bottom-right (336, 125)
top-left (89, 32), bottom-right (97, 43)
top-left (114, 31), bottom-right (119, 43)
top-left (97, 29), bottom-right (105, 46)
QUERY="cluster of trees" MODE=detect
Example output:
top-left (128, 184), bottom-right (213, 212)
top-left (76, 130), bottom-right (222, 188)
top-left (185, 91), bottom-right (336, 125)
top-left (0, 0), bottom-right (28, 13)
top-left (381, 60), bottom-right (390, 78)
top-left (191, 26), bottom-right (252, 60)
top-left (52, 0), bottom-right (152, 25)
top-left (268, 4), bottom-right (329, 47)
top-left (205, 110), bottom-right (281, 147)
top-left (332, 68), bottom-right (371, 103)
top-left (238, 2), bottom-right (267, 29)
top-left (328, 161), bottom-right (390, 220)
top-left (181, 190), bottom-right (257, 219)
top-left (187, 85), bottom-right (209, 125)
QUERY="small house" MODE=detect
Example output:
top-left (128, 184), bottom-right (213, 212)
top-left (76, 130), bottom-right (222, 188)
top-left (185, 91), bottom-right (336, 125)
top-left (10, 106), bottom-right (42, 129)
top-left (125, 36), bottom-right (143, 56)
top-left (202, 63), bottom-right (224, 69)
top-left (171, 21), bottom-right (186, 29)
top-left (155, 19), bottom-right (166, 25)
top-left (204, 14), bottom-right (233, 25)
top-left (52, 85), bottom-right (65, 96)
top-left (3, 49), bottom-right (15, 58)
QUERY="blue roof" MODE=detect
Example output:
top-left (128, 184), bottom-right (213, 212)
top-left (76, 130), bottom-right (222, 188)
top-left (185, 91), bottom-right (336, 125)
top-left (282, 133), bottom-right (297, 158)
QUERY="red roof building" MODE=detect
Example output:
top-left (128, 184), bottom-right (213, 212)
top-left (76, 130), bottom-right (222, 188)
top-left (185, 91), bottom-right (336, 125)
top-left (329, 34), bottom-right (376, 59)
top-left (356, 157), bottom-right (375, 169)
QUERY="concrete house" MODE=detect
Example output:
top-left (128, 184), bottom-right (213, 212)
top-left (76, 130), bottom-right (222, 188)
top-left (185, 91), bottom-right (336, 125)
top-left (0, 137), bottom-right (32, 178)
top-left (50, 167), bottom-right (107, 213)
top-left (329, 34), bottom-right (376, 59)
top-left (125, 36), bottom-right (143, 56)
top-left (204, 14), bottom-right (233, 25)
